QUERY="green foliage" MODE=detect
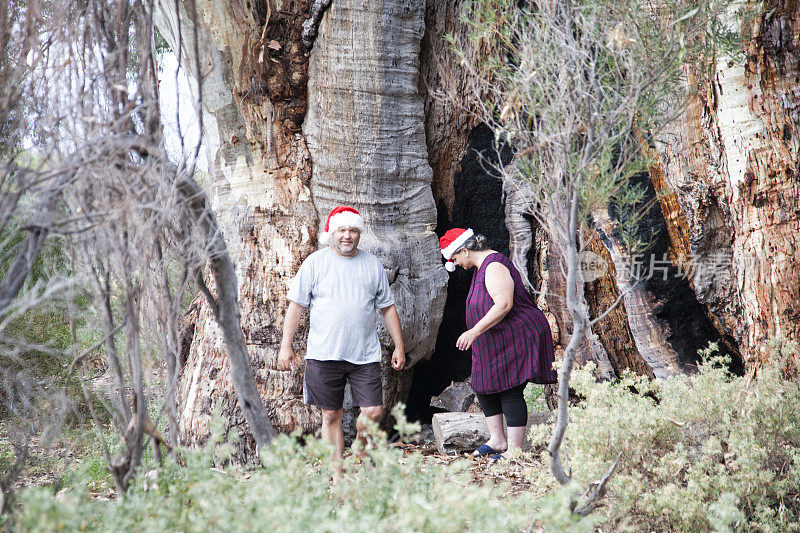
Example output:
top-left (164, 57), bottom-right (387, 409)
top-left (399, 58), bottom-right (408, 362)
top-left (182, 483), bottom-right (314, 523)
top-left (0, 439), bottom-right (15, 479)
top-left (59, 435), bottom-right (116, 492)
top-left (10, 416), bottom-right (541, 533)
top-left (0, 220), bottom-right (73, 354)
top-left (528, 344), bottom-right (800, 531)
top-left (527, 485), bottom-right (600, 532)
top-left (523, 383), bottom-right (547, 413)
top-left (154, 28), bottom-right (171, 55)
top-left (9, 347), bottom-right (800, 532)
top-left (611, 178), bottom-right (662, 257)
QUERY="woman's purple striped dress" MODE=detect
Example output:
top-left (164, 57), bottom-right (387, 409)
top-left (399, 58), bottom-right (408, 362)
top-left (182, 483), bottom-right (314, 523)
top-left (466, 252), bottom-right (556, 394)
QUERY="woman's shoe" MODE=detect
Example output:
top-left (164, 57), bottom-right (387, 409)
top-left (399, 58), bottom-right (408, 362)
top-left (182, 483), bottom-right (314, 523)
top-left (472, 444), bottom-right (503, 457)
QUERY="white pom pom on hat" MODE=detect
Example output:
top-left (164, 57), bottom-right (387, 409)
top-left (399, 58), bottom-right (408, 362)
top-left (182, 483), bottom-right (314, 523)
top-left (439, 228), bottom-right (474, 272)
top-left (319, 206), bottom-right (365, 244)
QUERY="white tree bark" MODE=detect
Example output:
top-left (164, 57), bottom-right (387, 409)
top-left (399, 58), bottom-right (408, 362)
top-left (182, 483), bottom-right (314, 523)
top-left (652, 3), bottom-right (800, 373)
top-left (155, 0), bottom-right (321, 459)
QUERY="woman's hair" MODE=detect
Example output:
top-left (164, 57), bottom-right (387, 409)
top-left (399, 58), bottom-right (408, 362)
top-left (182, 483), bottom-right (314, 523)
top-left (459, 233), bottom-right (489, 252)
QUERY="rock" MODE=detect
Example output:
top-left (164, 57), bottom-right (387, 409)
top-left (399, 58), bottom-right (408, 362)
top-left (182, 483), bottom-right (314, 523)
top-left (466, 398), bottom-right (482, 413)
top-left (430, 381), bottom-right (475, 412)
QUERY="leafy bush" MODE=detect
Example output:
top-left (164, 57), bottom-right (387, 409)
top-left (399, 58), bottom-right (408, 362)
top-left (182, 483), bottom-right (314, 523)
top-left (9, 407), bottom-right (583, 532)
top-left (523, 383), bottom-right (548, 413)
top-left (529, 343), bottom-right (800, 531)
top-left (9, 346), bottom-right (800, 532)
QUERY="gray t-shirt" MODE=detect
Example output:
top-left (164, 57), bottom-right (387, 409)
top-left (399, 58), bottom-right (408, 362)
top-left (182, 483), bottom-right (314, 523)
top-left (287, 246), bottom-right (395, 364)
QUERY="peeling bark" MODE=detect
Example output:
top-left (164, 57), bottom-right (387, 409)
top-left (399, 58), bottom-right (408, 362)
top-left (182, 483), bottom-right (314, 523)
top-left (653, 3), bottom-right (800, 374)
top-left (156, 0), bottom-right (320, 460)
top-left (593, 215), bottom-right (682, 378)
top-left (583, 235), bottom-right (658, 379)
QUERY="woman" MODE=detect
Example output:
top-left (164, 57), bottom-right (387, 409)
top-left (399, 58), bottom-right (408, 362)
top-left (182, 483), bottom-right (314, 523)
top-left (440, 228), bottom-right (556, 458)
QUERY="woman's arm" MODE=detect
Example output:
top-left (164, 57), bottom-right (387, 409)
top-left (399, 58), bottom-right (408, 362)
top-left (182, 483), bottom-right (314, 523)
top-left (456, 262), bottom-right (515, 351)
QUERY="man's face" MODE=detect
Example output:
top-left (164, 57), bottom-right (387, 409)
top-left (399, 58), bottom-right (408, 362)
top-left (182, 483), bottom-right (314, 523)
top-left (331, 226), bottom-right (360, 256)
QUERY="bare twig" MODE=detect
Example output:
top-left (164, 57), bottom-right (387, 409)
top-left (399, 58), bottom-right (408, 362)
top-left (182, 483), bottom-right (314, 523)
top-left (574, 452), bottom-right (624, 516)
top-left (63, 322), bottom-right (125, 382)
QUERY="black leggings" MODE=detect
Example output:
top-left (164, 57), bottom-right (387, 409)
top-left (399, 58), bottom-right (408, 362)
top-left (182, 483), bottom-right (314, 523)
top-left (475, 383), bottom-right (528, 427)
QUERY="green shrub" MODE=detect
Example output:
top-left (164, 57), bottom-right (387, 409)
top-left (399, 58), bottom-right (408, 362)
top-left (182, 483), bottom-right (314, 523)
top-left (524, 383), bottom-right (548, 413)
top-left (10, 408), bottom-right (560, 532)
top-left (528, 344), bottom-right (800, 531)
top-left (10, 345), bottom-right (800, 532)
top-left (59, 446), bottom-right (114, 494)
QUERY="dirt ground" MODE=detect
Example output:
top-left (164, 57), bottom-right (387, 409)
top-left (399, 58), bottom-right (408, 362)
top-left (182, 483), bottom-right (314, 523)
top-left (391, 441), bottom-right (545, 496)
top-left (2, 432), bottom-right (546, 504)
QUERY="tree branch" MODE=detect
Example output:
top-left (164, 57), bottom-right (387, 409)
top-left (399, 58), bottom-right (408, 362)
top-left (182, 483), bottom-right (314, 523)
top-left (176, 173), bottom-right (276, 449)
top-left (574, 452), bottom-right (623, 516)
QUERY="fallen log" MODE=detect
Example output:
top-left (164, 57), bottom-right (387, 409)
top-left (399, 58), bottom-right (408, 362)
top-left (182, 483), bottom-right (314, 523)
top-left (432, 411), bottom-right (554, 454)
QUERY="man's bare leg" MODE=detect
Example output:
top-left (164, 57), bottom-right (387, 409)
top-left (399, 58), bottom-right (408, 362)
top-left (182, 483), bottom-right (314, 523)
top-left (355, 405), bottom-right (383, 456)
top-left (321, 408), bottom-right (345, 478)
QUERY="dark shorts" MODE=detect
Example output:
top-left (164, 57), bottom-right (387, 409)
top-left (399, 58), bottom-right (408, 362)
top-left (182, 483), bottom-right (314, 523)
top-left (303, 359), bottom-right (383, 411)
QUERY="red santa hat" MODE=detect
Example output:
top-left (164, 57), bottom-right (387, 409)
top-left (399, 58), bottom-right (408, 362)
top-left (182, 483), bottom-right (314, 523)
top-left (439, 228), bottom-right (474, 272)
top-left (319, 206), bottom-right (365, 244)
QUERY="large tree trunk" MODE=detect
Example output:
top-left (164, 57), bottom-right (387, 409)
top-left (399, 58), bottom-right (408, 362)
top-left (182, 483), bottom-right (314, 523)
top-left (303, 0), bottom-right (448, 411)
top-left (156, 0), bottom-right (446, 460)
top-left (651, 3), bottom-right (800, 375)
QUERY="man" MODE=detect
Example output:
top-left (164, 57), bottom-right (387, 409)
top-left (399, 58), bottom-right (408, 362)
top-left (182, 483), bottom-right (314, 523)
top-left (278, 206), bottom-right (405, 465)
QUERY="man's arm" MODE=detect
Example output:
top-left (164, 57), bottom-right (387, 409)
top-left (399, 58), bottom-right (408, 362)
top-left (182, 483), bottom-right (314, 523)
top-left (278, 301), bottom-right (306, 370)
top-left (380, 304), bottom-right (405, 370)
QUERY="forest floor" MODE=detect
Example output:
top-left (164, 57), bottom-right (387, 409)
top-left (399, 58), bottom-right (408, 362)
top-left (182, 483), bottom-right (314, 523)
top-left (1, 359), bottom-right (552, 509)
top-left (3, 433), bottom-right (543, 499)
top-left (1, 426), bottom-right (118, 501)
top-left (392, 441), bottom-right (539, 496)
top-left (2, 417), bottom-right (551, 507)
